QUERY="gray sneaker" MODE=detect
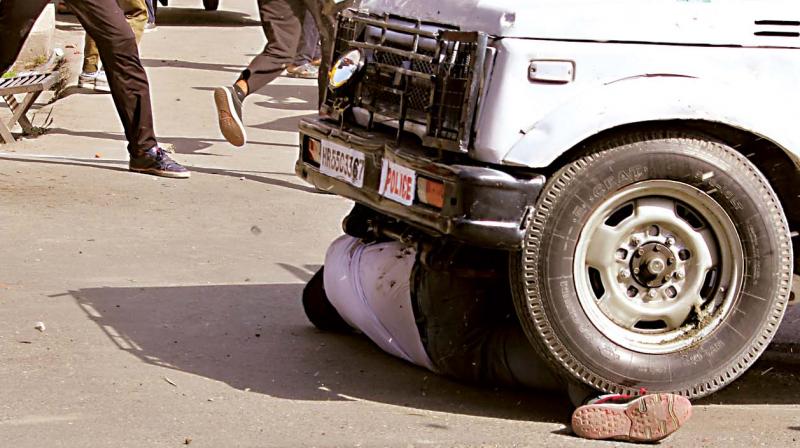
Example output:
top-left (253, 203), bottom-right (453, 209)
top-left (78, 70), bottom-right (110, 92)
top-left (285, 63), bottom-right (319, 79)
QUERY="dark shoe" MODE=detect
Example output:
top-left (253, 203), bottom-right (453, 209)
top-left (213, 86), bottom-right (246, 147)
top-left (129, 147), bottom-right (191, 179)
top-left (571, 392), bottom-right (691, 442)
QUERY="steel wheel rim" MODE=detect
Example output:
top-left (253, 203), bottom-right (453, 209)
top-left (573, 180), bottom-right (744, 354)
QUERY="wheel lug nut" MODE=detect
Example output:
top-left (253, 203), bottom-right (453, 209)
top-left (630, 236), bottom-right (641, 246)
top-left (666, 237), bottom-right (676, 246)
top-left (648, 289), bottom-right (658, 299)
top-left (619, 269), bottom-right (631, 280)
top-left (675, 271), bottom-right (685, 280)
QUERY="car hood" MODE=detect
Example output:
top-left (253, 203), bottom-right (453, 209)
top-left (358, 0), bottom-right (800, 48)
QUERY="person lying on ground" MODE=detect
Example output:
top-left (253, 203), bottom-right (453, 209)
top-left (302, 230), bottom-right (692, 442)
top-left (0, 0), bottom-right (189, 179)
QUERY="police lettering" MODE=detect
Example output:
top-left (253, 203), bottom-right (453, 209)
top-left (383, 166), bottom-right (413, 201)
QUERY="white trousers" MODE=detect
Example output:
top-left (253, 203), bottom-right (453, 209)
top-left (323, 235), bottom-right (436, 371)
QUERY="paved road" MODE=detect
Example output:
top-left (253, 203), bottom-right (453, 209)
top-left (1, 1), bottom-right (799, 447)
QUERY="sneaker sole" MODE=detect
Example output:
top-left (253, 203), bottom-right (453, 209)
top-left (129, 167), bottom-right (191, 179)
top-left (213, 87), bottom-right (246, 147)
top-left (77, 80), bottom-right (110, 93)
top-left (571, 393), bottom-right (691, 442)
top-left (286, 71), bottom-right (318, 79)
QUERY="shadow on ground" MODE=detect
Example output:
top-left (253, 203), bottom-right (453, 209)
top-left (141, 58), bottom-right (244, 74)
top-left (67, 280), bottom-right (573, 424)
top-left (153, 6), bottom-right (260, 27)
top-left (192, 84), bottom-right (318, 112)
top-left (0, 155), bottom-right (318, 193)
top-left (56, 7), bottom-right (258, 30)
top-left (42, 127), bottom-right (295, 154)
top-left (64, 277), bottom-right (800, 426)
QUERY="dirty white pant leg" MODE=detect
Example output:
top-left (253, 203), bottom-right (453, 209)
top-left (323, 235), bottom-right (435, 371)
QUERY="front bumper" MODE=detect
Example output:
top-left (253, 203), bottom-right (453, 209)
top-left (296, 118), bottom-right (545, 250)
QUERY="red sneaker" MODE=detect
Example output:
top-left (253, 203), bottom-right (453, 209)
top-left (571, 392), bottom-right (691, 442)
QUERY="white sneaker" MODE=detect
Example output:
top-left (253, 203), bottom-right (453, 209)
top-left (572, 392), bottom-right (691, 442)
top-left (78, 70), bottom-right (110, 92)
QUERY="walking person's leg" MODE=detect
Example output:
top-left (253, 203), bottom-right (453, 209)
top-left (303, 0), bottom-right (356, 106)
top-left (80, 0), bottom-right (147, 91)
top-left (286, 9), bottom-right (319, 79)
top-left (213, 0), bottom-right (305, 147)
top-left (0, 0), bottom-right (52, 74)
top-left (66, 0), bottom-right (189, 177)
top-left (119, 0), bottom-right (149, 39)
top-left (144, 0), bottom-right (157, 31)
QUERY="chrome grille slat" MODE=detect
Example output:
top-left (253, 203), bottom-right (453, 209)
top-left (326, 10), bottom-right (488, 153)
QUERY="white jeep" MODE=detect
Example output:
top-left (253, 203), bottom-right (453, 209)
top-left (296, 0), bottom-right (800, 399)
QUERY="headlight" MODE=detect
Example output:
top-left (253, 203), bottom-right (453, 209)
top-left (328, 49), bottom-right (365, 90)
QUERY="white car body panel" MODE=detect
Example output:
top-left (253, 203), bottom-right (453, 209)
top-left (360, 0), bottom-right (800, 46)
top-left (360, 0), bottom-right (800, 168)
top-left (478, 39), bottom-right (800, 167)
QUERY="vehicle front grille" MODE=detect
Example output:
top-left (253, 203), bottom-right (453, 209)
top-left (324, 10), bottom-right (488, 153)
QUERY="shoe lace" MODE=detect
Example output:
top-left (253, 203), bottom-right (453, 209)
top-left (153, 147), bottom-right (178, 167)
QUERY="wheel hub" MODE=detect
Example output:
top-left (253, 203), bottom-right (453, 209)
top-left (631, 242), bottom-right (676, 288)
top-left (573, 181), bottom-right (743, 354)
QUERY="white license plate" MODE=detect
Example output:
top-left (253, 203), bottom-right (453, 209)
top-left (319, 140), bottom-right (365, 188)
top-left (379, 159), bottom-right (417, 206)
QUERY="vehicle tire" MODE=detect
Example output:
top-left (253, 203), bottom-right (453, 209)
top-left (510, 131), bottom-right (792, 399)
top-left (203, 0), bottom-right (219, 11)
top-left (302, 267), bottom-right (353, 334)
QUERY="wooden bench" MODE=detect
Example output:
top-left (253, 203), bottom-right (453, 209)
top-left (0, 72), bottom-right (59, 144)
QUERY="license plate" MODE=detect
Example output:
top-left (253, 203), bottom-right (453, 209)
top-left (379, 159), bottom-right (417, 206)
top-left (319, 140), bottom-right (365, 188)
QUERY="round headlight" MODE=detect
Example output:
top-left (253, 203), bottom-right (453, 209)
top-left (329, 49), bottom-right (365, 90)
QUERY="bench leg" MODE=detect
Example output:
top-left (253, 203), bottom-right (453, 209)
top-left (0, 122), bottom-right (14, 144)
top-left (4, 92), bottom-right (41, 134)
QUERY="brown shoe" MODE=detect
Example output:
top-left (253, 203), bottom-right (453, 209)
top-left (571, 393), bottom-right (691, 442)
top-left (213, 86), bottom-right (246, 147)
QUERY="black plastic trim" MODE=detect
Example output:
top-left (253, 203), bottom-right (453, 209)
top-left (296, 117), bottom-right (545, 249)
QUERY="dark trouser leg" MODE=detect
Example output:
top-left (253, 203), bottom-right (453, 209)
top-left (145, 0), bottom-right (155, 23)
top-left (292, 9), bottom-right (319, 66)
top-left (66, 0), bottom-right (157, 156)
top-left (303, 0), bottom-right (356, 106)
top-left (240, 0), bottom-right (305, 94)
top-left (0, 0), bottom-right (51, 74)
top-left (412, 242), bottom-right (563, 392)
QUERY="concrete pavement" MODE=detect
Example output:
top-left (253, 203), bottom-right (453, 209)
top-left (1, 1), bottom-right (799, 447)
